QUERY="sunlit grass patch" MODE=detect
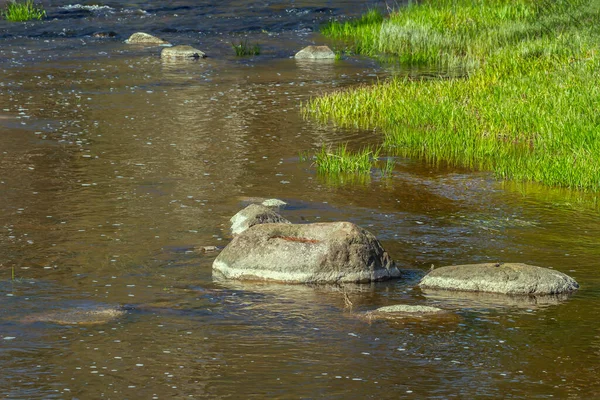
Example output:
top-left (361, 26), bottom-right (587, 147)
top-left (306, 0), bottom-right (600, 190)
top-left (315, 144), bottom-right (379, 175)
top-left (2, 0), bottom-right (46, 21)
top-left (231, 39), bottom-right (260, 56)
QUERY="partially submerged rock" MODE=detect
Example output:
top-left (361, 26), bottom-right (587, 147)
top-left (419, 263), bottom-right (579, 295)
top-left (125, 32), bottom-right (170, 45)
top-left (213, 221), bottom-right (399, 284)
top-left (362, 304), bottom-right (447, 321)
top-left (161, 45), bottom-right (206, 60)
top-left (92, 31), bottom-right (117, 38)
top-left (230, 204), bottom-right (290, 235)
top-left (261, 198), bottom-right (287, 208)
top-left (23, 305), bottom-right (126, 325)
top-left (294, 45), bottom-right (335, 59)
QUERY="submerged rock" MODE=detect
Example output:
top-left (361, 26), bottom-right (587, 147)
top-left (358, 304), bottom-right (459, 325)
top-left (92, 31), bottom-right (118, 38)
top-left (362, 304), bottom-right (447, 321)
top-left (213, 221), bottom-right (399, 284)
top-left (230, 204), bottom-right (290, 235)
top-left (419, 263), bottom-right (579, 295)
top-left (23, 305), bottom-right (126, 325)
top-left (295, 45), bottom-right (336, 59)
top-left (161, 45), bottom-right (206, 60)
top-left (125, 32), bottom-right (170, 45)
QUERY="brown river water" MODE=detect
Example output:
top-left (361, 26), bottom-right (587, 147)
top-left (1, 1), bottom-right (600, 398)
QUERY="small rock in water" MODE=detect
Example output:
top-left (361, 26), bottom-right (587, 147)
top-left (125, 32), bottom-right (170, 45)
top-left (92, 31), bottom-right (118, 39)
top-left (22, 305), bottom-right (127, 325)
top-left (197, 245), bottom-right (219, 253)
top-left (229, 204), bottom-right (291, 235)
top-left (261, 198), bottom-right (287, 208)
top-left (161, 45), bottom-right (206, 60)
top-left (360, 304), bottom-right (457, 323)
top-left (294, 45), bottom-right (335, 60)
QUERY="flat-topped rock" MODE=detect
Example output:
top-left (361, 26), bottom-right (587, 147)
top-left (419, 263), bottom-right (579, 295)
top-left (213, 221), bottom-right (399, 284)
top-left (230, 204), bottom-right (290, 235)
top-left (360, 304), bottom-right (456, 323)
top-left (125, 32), bottom-right (170, 45)
top-left (161, 45), bottom-right (206, 60)
top-left (295, 45), bottom-right (335, 59)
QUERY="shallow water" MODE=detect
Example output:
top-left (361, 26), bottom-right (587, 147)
top-left (1, 1), bottom-right (600, 398)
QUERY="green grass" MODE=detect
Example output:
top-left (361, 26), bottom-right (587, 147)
top-left (306, 0), bottom-right (600, 190)
top-left (231, 39), bottom-right (260, 56)
top-left (315, 144), bottom-right (379, 175)
top-left (2, 0), bottom-right (45, 21)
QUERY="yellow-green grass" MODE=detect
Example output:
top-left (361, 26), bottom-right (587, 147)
top-left (307, 0), bottom-right (600, 190)
top-left (315, 144), bottom-right (378, 175)
top-left (2, 0), bottom-right (45, 21)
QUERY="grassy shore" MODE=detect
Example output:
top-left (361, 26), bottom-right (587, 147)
top-left (307, 0), bottom-right (600, 190)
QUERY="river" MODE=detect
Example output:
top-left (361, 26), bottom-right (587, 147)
top-left (1, 1), bottom-right (600, 398)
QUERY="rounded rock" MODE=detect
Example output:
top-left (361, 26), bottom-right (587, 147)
top-left (213, 221), bottom-right (399, 284)
top-left (230, 204), bottom-right (290, 235)
top-left (161, 45), bottom-right (206, 60)
top-left (294, 45), bottom-right (335, 59)
top-left (125, 32), bottom-right (170, 45)
top-left (419, 263), bottom-right (579, 295)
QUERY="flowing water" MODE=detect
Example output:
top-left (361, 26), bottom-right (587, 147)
top-left (1, 1), bottom-right (600, 398)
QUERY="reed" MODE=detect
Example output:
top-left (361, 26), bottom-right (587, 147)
top-left (306, 0), bottom-right (600, 190)
top-left (2, 0), bottom-right (45, 21)
top-left (315, 144), bottom-right (379, 175)
top-left (231, 39), bottom-right (260, 56)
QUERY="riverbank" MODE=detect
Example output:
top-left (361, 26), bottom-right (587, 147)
top-left (306, 0), bottom-right (600, 190)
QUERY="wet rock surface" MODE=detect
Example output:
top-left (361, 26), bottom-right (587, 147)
top-left (419, 263), bottom-right (579, 295)
top-left (22, 305), bottom-right (126, 325)
top-left (125, 32), bottom-right (170, 45)
top-left (161, 45), bottom-right (206, 60)
top-left (359, 304), bottom-right (456, 323)
top-left (213, 221), bottom-right (399, 284)
top-left (230, 203), bottom-right (291, 235)
top-left (294, 45), bottom-right (335, 59)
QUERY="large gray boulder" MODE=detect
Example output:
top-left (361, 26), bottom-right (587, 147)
top-left (125, 32), bottom-right (170, 45)
top-left (213, 221), bottom-right (399, 284)
top-left (230, 204), bottom-right (290, 235)
top-left (161, 45), bottom-right (206, 60)
top-left (295, 45), bottom-right (335, 59)
top-left (419, 263), bottom-right (579, 295)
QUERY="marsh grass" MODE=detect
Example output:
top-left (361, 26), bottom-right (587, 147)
top-left (231, 39), bottom-right (260, 56)
top-left (307, 0), bottom-right (600, 190)
top-left (2, 0), bottom-right (45, 21)
top-left (315, 144), bottom-right (379, 175)
top-left (380, 157), bottom-right (395, 178)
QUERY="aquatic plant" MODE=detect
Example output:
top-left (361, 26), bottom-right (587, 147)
top-left (231, 39), bottom-right (260, 56)
top-left (315, 144), bottom-right (379, 175)
top-left (306, 0), bottom-right (600, 190)
top-left (2, 0), bottom-right (46, 21)
top-left (380, 157), bottom-right (395, 178)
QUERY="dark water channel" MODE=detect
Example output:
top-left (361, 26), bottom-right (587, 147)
top-left (1, 1), bottom-right (600, 398)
